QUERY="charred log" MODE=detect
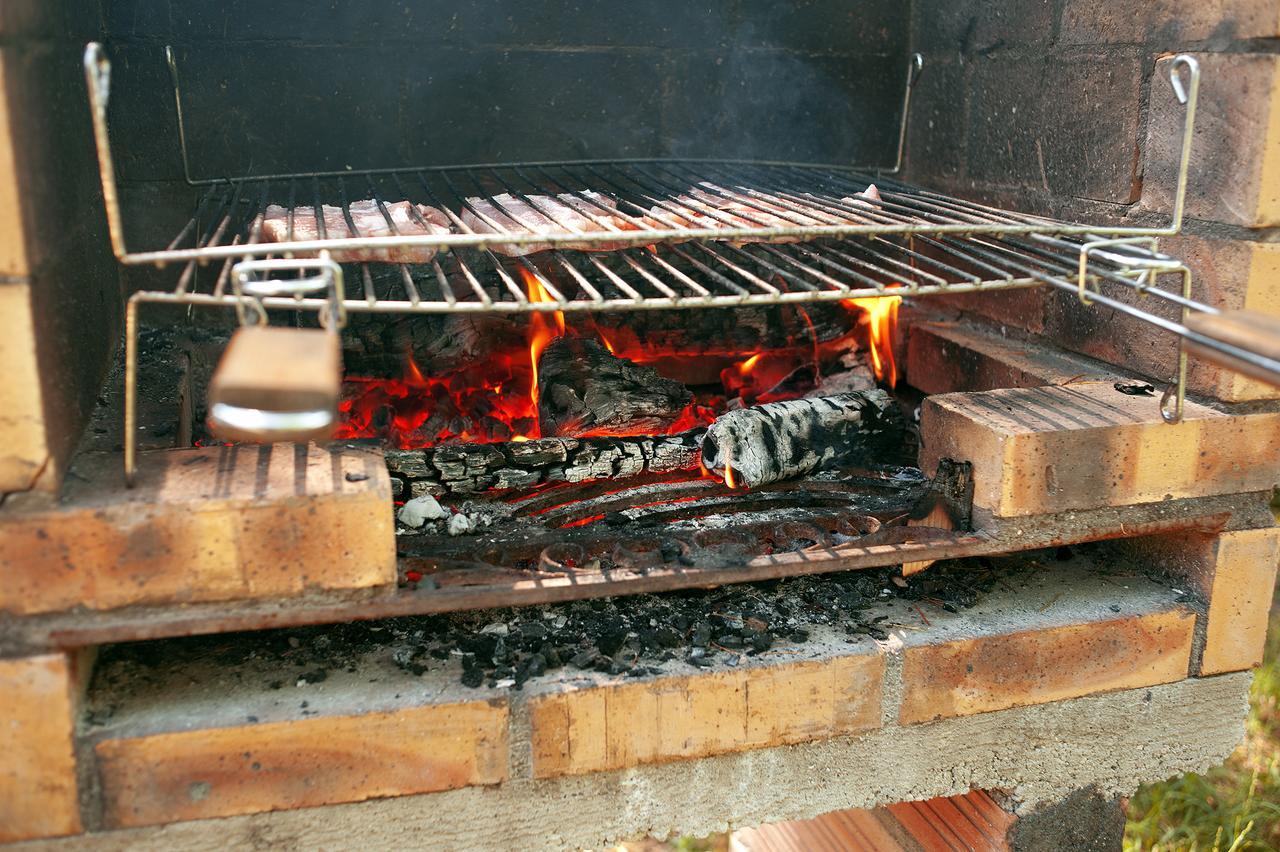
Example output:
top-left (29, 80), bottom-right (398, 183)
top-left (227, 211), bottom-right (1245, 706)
top-left (536, 337), bottom-right (693, 438)
top-left (385, 430), bottom-right (705, 497)
top-left (700, 391), bottom-right (904, 488)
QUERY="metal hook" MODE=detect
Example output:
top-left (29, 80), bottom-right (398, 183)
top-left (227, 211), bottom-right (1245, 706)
top-left (882, 53), bottom-right (925, 175)
top-left (1169, 54), bottom-right (1198, 105)
top-left (165, 45), bottom-right (197, 186)
top-left (1162, 54), bottom-right (1200, 235)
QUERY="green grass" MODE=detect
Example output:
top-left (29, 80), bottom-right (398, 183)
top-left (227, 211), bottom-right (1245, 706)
top-left (1124, 595), bottom-right (1280, 851)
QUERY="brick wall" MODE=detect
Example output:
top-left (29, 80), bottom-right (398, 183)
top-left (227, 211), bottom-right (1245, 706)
top-left (904, 0), bottom-right (1280, 402)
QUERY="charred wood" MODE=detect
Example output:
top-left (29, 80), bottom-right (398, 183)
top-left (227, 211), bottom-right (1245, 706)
top-left (384, 430), bottom-right (705, 496)
top-left (537, 337), bottom-right (692, 438)
top-left (700, 391), bottom-right (904, 488)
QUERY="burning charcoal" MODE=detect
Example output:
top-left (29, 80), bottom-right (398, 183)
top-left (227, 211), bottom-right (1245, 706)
top-left (389, 476), bottom-right (406, 497)
top-left (570, 648), bottom-right (599, 669)
top-left (536, 337), bottom-right (693, 438)
top-left (460, 666), bottom-right (484, 689)
top-left (479, 622), bottom-right (510, 637)
top-left (397, 495), bottom-right (447, 528)
top-left (749, 632), bottom-right (774, 652)
top-left (701, 391), bottom-right (903, 488)
top-left (717, 634), bottom-right (746, 649)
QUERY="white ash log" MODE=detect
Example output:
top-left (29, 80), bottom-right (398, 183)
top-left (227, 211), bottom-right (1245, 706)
top-left (700, 391), bottom-right (902, 488)
top-left (537, 337), bottom-right (693, 438)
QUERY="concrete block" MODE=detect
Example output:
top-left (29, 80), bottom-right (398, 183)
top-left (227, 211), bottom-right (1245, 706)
top-left (0, 443), bottom-right (396, 615)
top-left (0, 653), bottom-right (82, 842)
top-left (1142, 53), bottom-right (1280, 228)
top-left (899, 608), bottom-right (1195, 725)
top-left (919, 381), bottom-right (1280, 517)
top-left (96, 700), bottom-right (509, 828)
top-left (528, 652), bottom-right (885, 778)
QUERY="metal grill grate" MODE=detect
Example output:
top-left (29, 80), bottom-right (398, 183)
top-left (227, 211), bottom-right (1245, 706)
top-left (79, 42), bottom-right (1280, 482)
top-left (132, 160), bottom-right (1185, 315)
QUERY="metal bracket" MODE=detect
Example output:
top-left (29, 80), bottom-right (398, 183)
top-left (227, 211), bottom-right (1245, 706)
top-left (230, 255), bottom-right (347, 330)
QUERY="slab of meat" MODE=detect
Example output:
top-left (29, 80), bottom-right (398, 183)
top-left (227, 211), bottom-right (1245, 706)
top-left (260, 200), bottom-right (452, 264)
top-left (648, 183), bottom-right (830, 247)
top-left (458, 192), bottom-right (657, 256)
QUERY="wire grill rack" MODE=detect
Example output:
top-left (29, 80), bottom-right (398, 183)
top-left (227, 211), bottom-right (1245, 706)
top-left (80, 43), bottom-right (1280, 482)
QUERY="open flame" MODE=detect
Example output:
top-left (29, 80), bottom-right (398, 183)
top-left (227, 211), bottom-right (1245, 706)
top-left (523, 267), bottom-right (566, 411)
top-left (842, 293), bottom-right (902, 386)
top-left (336, 287), bottom-right (894, 450)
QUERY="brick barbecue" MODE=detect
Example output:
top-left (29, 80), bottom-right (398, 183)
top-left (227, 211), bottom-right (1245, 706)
top-left (1, 2), bottom-right (1279, 849)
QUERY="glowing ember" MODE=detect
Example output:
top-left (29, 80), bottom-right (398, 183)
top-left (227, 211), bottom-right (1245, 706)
top-left (842, 293), bottom-right (902, 386)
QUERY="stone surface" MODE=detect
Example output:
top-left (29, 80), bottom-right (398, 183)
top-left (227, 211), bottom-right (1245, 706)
top-left (0, 653), bottom-right (83, 842)
top-left (919, 381), bottom-right (1280, 517)
top-left (0, 443), bottom-right (396, 615)
top-left (1141, 53), bottom-right (1280, 228)
top-left (1008, 787), bottom-right (1125, 852)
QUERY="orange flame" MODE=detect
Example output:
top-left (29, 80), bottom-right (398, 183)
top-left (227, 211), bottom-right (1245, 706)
top-left (842, 293), bottom-right (901, 386)
top-left (723, 458), bottom-right (738, 489)
top-left (521, 267), bottom-right (566, 409)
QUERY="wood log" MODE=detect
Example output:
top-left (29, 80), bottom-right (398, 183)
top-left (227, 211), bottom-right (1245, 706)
top-left (537, 337), bottom-right (693, 438)
top-left (700, 391), bottom-right (904, 488)
top-left (384, 430), bottom-right (705, 497)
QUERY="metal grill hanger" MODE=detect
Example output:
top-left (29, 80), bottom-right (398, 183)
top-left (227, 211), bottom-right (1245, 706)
top-left (81, 43), bottom-right (1279, 483)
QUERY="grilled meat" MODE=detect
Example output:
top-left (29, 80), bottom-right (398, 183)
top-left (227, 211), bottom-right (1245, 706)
top-left (260, 200), bottom-right (451, 263)
top-left (459, 192), bottom-right (656, 256)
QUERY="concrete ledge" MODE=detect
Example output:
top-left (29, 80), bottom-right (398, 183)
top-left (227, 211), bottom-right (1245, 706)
top-left (31, 673), bottom-right (1250, 852)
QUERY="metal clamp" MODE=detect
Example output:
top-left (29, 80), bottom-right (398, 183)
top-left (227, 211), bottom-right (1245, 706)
top-left (230, 255), bottom-right (347, 329)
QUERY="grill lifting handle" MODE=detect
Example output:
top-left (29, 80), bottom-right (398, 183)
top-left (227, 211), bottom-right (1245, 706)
top-left (207, 257), bottom-right (345, 444)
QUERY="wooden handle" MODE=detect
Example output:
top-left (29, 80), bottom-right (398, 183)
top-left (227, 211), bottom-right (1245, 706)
top-left (207, 327), bottom-right (342, 443)
top-left (1184, 310), bottom-right (1280, 388)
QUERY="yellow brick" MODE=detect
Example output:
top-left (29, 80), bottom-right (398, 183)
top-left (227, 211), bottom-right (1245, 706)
top-left (1201, 528), bottom-right (1280, 675)
top-left (900, 609), bottom-right (1195, 725)
top-left (919, 382), bottom-right (1280, 517)
top-left (0, 443), bottom-right (396, 615)
top-left (529, 652), bottom-right (885, 778)
top-left (0, 653), bottom-right (82, 842)
top-left (95, 700), bottom-right (508, 828)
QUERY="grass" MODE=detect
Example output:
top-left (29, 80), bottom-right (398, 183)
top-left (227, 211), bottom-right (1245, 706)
top-left (1124, 592), bottom-right (1280, 851)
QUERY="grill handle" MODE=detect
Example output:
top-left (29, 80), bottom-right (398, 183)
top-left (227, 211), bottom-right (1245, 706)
top-left (206, 326), bottom-right (343, 444)
top-left (1184, 310), bottom-right (1280, 389)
